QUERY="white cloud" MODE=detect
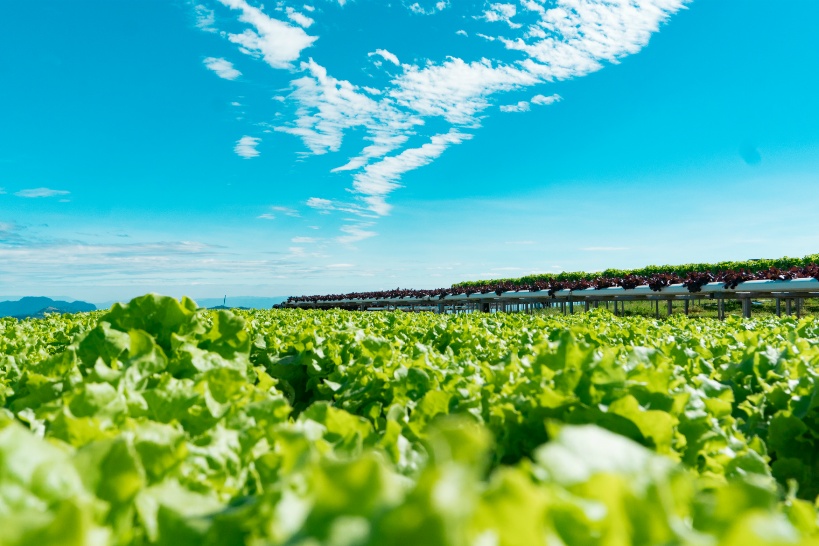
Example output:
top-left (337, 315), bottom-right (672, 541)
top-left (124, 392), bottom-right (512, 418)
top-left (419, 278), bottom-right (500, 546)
top-left (15, 188), bottom-right (70, 198)
top-left (257, 213), bottom-right (276, 220)
top-left (390, 58), bottom-right (539, 124)
top-left (274, 59), bottom-right (386, 155)
top-left (368, 49), bottom-right (400, 66)
top-left (271, 206), bottom-right (300, 217)
top-left (194, 4), bottom-right (217, 31)
top-left (502, 0), bottom-right (688, 81)
top-left (202, 0), bottom-right (689, 236)
top-left (218, 0), bottom-right (317, 69)
top-left (203, 57), bottom-right (241, 80)
top-left (500, 100), bottom-right (530, 112)
top-left (0, 234), bottom-right (355, 294)
top-left (286, 7), bottom-right (314, 28)
top-left (331, 132), bottom-right (409, 172)
top-left (520, 0), bottom-right (545, 15)
top-left (407, 1), bottom-right (450, 15)
top-left (292, 236), bottom-right (317, 243)
top-left (482, 3), bottom-right (521, 28)
top-left (306, 197), bottom-right (333, 210)
top-left (336, 223), bottom-right (377, 244)
top-left (273, 59), bottom-right (422, 182)
top-left (531, 93), bottom-right (562, 106)
top-left (306, 197), bottom-right (373, 216)
top-left (350, 130), bottom-right (472, 215)
top-left (234, 135), bottom-right (260, 158)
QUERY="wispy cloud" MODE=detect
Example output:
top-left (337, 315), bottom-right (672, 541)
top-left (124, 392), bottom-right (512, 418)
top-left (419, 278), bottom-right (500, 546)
top-left (351, 130), bottom-right (472, 215)
top-left (270, 206), bottom-right (300, 217)
top-left (0, 235), bottom-right (341, 294)
top-left (407, 1), bottom-right (450, 15)
top-left (194, 4), bottom-right (217, 32)
top-left (285, 6), bottom-right (314, 28)
top-left (482, 3), bottom-right (521, 29)
top-left (198, 0), bottom-right (688, 239)
top-left (337, 223), bottom-right (377, 244)
top-left (218, 0), bottom-right (317, 69)
top-left (234, 135), bottom-right (260, 158)
top-left (292, 236), bottom-right (317, 243)
top-left (203, 57), bottom-right (241, 80)
top-left (257, 213), bottom-right (276, 220)
top-left (368, 49), bottom-right (400, 66)
top-left (305, 197), bottom-right (374, 217)
top-left (0, 222), bottom-right (21, 244)
top-left (500, 100), bottom-right (530, 113)
top-left (532, 93), bottom-right (561, 106)
top-left (15, 188), bottom-right (70, 198)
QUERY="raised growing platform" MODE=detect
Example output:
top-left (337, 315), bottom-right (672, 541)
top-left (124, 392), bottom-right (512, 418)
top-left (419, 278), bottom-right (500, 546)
top-left (285, 278), bottom-right (819, 319)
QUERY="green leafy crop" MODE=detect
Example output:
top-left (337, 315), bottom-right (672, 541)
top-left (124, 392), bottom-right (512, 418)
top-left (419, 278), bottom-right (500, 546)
top-left (2, 295), bottom-right (819, 545)
top-left (452, 252), bottom-right (819, 288)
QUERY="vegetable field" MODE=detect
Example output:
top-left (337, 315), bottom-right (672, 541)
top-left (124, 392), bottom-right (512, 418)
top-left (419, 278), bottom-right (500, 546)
top-left (3, 295), bottom-right (819, 545)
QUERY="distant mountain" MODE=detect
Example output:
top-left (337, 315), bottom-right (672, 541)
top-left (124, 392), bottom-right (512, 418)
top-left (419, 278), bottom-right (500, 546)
top-left (194, 296), bottom-right (287, 309)
top-left (0, 297), bottom-right (96, 319)
top-left (93, 300), bottom-right (125, 311)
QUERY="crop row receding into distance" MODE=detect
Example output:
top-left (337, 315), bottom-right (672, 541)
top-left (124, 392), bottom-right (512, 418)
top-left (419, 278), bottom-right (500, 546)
top-left (286, 254), bottom-right (819, 304)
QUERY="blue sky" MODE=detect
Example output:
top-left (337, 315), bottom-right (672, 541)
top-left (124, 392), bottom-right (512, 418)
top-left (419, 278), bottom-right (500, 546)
top-left (1, 0), bottom-right (818, 302)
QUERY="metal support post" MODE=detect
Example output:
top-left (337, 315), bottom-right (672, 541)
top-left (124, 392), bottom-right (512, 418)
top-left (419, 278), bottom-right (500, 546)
top-left (741, 297), bottom-right (751, 319)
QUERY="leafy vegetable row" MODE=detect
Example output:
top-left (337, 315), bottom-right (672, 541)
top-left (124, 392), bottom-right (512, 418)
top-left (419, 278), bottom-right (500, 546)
top-left (3, 297), bottom-right (819, 545)
top-left (454, 253), bottom-right (819, 288)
